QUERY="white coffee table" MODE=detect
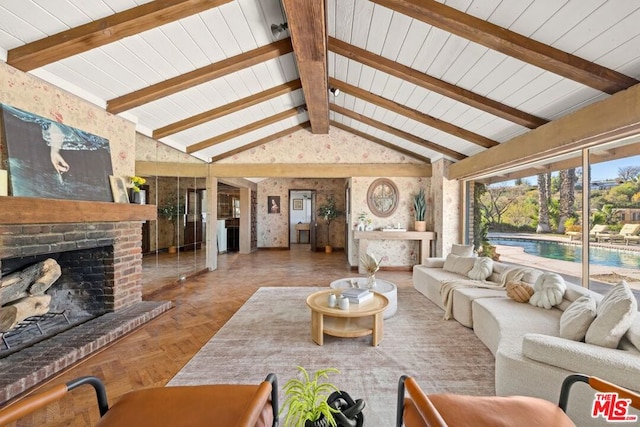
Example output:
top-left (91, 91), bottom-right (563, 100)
top-left (329, 277), bottom-right (397, 318)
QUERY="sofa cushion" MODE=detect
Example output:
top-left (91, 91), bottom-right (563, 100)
top-left (422, 257), bottom-right (445, 268)
top-left (468, 257), bottom-right (493, 281)
top-left (442, 254), bottom-right (476, 275)
top-left (585, 281), bottom-right (638, 348)
top-left (529, 272), bottom-right (566, 309)
top-left (506, 281), bottom-right (534, 303)
top-left (451, 244), bottom-right (474, 257)
top-left (522, 333), bottom-right (640, 393)
top-left (559, 295), bottom-right (597, 341)
top-left (625, 319), bottom-right (640, 352)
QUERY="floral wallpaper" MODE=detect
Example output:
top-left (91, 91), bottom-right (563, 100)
top-left (135, 132), bottom-right (204, 163)
top-left (0, 62), bottom-right (135, 178)
top-left (257, 178), bottom-right (346, 248)
top-left (430, 159), bottom-right (459, 257)
top-left (348, 177), bottom-right (432, 267)
top-left (219, 126), bottom-right (424, 164)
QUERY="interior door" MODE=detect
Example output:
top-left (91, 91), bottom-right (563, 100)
top-left (310, 191), bottom-right (317, 251)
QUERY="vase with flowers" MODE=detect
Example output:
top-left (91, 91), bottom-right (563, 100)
top-left (360, 252), bottom-right (382, 289)
top-left (129, 176), bottom-right (146, 204)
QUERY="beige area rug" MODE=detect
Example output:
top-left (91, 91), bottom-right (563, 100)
top-left (169, 287), bottom-right (495, 425)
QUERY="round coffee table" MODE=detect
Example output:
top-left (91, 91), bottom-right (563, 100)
top-left (329, 277), bottom-right (397, 318)
top-left (306, 289), bottom-right (388, 346)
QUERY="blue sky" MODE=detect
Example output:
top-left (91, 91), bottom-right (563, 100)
top-left (495, 155), bottom-right (640, 187)
top-left (590, 156), bottom-right (640, 181)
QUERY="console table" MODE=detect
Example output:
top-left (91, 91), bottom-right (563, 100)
top-left (354, 231), bottom-right (436, 273)
top-left (295, 223), bottom-right (310, 243)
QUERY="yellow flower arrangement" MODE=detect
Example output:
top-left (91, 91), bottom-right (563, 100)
top-left (130, 176), bottom-right (146, 192)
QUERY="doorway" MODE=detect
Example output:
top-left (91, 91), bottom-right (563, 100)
top-left (289, 190), bottom-right (315, 248)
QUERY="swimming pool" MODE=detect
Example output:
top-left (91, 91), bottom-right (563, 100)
top-left (489, 238), bottom-right (640, 269)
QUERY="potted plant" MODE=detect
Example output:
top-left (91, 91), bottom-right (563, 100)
top-left (413, 188), bottom-right (426, 231)
top-left (318, 195), bottom-right (342, 253)
top-left (157, 193), bottom-right (184, 253)
top-left (281, 366), bottom-right (341, 427)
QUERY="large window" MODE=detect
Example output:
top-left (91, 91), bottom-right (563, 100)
top-left (467, 138), bottom-right (640, 296)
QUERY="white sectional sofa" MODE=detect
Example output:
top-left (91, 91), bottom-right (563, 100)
top-left (413, 250), bottom-right (640, 426)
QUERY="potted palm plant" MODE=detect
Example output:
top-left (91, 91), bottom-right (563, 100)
top-left (281, 366), bottom-right (341, 427)
top-left (413, 188), bottom-right (426, 231)
top-left (318, 195), bottom-right (342, 253)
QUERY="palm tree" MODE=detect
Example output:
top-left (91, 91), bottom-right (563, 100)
top-left (557, 168), bottom-right (576, 233)
top-left (537, 173), bottom-right (551, 233)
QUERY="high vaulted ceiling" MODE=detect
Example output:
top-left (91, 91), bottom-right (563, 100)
top-left (1, 0), bottom-right (640, 170)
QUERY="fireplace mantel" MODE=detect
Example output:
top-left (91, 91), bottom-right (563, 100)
top-left (0, 196), bottom-right (156, 225)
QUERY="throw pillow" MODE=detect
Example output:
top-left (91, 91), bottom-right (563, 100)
top-left (468, 257), bottom-right (493, 281)
top-left (506, 281), bottom-right (534, 303)
top-left (442, 253), bottom-right (459, 272)
top-left (585, 281), bottom-right (638, 349)
top-left (451, 244), bottom-right (474, 257)
top-left (559, 295), bottom-right (597, 341)
top-left (442, 254), bottom-right (476, 275)
top-left (529, 272), bottom-right (566, 309)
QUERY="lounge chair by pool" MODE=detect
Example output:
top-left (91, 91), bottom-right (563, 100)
top-left (597, 223), bottom-right (640, 243)
top-left (565, 224), bottom-right (608, 241)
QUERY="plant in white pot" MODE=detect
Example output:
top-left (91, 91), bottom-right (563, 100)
top-left (281, 366), bottom-right (341, 427)
top-left (413, 188), bottom-right (426, 231)
top-left (318, 195), bottom-right (342, 253)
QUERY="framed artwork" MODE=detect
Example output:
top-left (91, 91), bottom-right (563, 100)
top-left (293, 199), bottom-right (303, 210)
top-left (0, 103), bottom-right (114, 201)
top-left (109, 176), bottom-right (129, 203)
top-left (268, 196), bottom-right (280, 214)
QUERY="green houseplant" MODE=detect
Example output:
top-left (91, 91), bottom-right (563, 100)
top-left (157, 193), bottom-right (184, 253)
top-left (281, 366), bottom-right (341, 427)
top-left (413, 188), bottom-right (426, 231)
top-left (318, 195), bottom-right (342, 252)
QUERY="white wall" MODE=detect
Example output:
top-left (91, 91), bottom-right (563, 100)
top-left (290, 190), bottom-right (312, 242)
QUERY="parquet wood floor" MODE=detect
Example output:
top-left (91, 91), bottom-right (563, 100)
top-left (6, 245), bottom-right (412, 426)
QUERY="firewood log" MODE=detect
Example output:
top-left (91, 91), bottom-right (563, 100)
top-left (0, 295), bottom-right (52, 332)
top-left (0, 259), bottom-right (61, 306)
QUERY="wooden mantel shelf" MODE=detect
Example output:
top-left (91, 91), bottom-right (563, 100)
top-left (0, 197), bottom-right (157, 225)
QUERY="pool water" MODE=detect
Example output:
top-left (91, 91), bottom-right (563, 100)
top-left (489, 238), bottom-right (640, 270)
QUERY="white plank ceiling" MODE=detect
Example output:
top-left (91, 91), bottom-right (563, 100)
top-left (1, 0), bottom-right (640, 166)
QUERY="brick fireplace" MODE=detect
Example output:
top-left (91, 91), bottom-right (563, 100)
top-left (0, 221), bottom-right (143, 311)
top-left (0, 197), bottom-right (171, 404)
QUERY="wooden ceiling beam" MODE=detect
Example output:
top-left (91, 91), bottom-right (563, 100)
top-left (329, 78), bottom-right (498, 149)
top-left (210, 122), bottom-right (311, 162)
top-left (330, 120), bottom-right (431, 163)
top-left (282, 0), bottom-right (329, 134)
top-left (371, 0), bottom-right (638, 94)
top-left (153, 79), bottom-right (302, 139)
top-left (107, 38), bottom-right (293, 114)
top-left (330, 104), bottom-right (466, 161)
top-left (210, 163), bottom-right (431, 178)
top-left (7, 0), bottom-right (232, 71)
top-left (329, 37), bottom-right (546, 129)
top-left (186, 107), bottom-right (302, 154)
